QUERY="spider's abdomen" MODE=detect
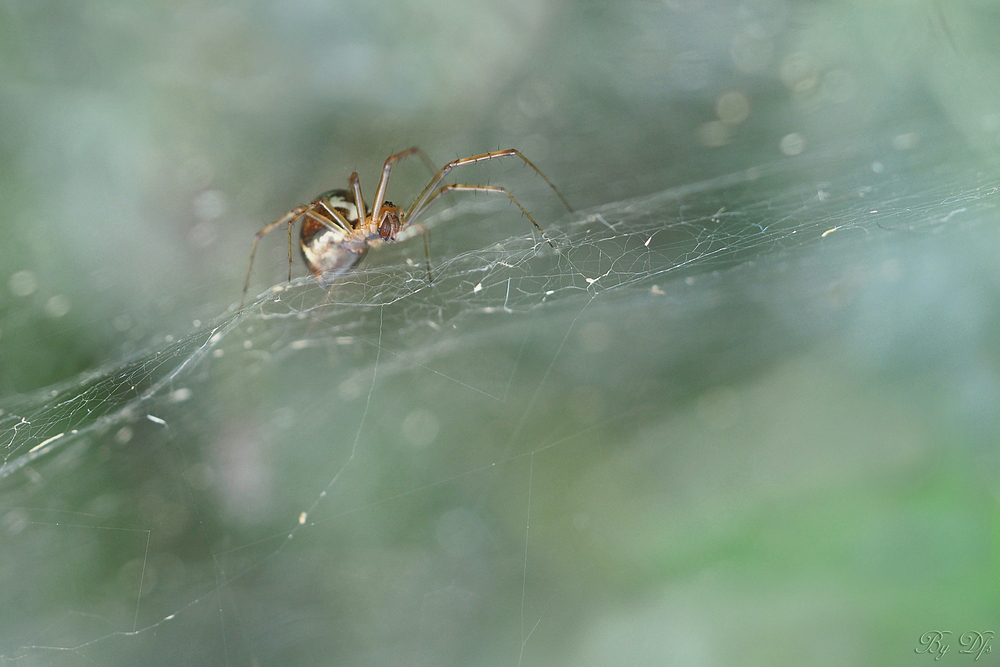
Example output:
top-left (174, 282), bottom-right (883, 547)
top-left (299, 189), bottom-right (368, 286)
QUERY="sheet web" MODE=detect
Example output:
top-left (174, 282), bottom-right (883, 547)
top-left (0, 150), bottom-right (996, 665)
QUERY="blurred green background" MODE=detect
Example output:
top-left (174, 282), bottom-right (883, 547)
top-left (2, 1), bottom-right (1000, 666)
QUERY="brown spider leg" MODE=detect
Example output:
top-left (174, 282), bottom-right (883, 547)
top-left (407, 149), bottom-right (573, 222)
top-left (348, 172), bottom-right (367, 226)
top-left (414, 148), bottom-right (437, 176)
top-left (351, 150), bottom-right (435, 230)
top-left (310, 200), bottom-right (356, 232)
top-left (370, 147), bottom-right (427, 230)
top-left (241, 205), bottom-right (309, 309)
top-left (412, 148), bottom-right (459, 211)
top-left (409, 222), bottom-right (432, 282)
top-left (286, 216), bottom-right (294, 282)
top-left (408, 184), bottom-right (555, 248)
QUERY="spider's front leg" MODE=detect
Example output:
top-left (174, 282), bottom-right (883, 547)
top-left (368, 147), bottom-right (437, 228)
top-left (407, 149), bottom-right (574, 221)
top-left (409, 184), bottom-right (555, 247)
top-left (349, 172), bottom-right (367, 225)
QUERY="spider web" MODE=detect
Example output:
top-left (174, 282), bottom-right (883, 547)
top-left (0, 143), bottom-right (997, 666)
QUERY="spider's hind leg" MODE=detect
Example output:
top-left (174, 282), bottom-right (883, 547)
top-left (240, 205), bottom-right (309, 309)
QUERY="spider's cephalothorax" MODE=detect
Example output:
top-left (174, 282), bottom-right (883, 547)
top-left (375, 201), bottom-right (402, 240)
top-left (240, 146), bottom-right (573, 308)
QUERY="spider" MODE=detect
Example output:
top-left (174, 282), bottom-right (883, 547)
top-left (239, 147), bottom-right (573, 308)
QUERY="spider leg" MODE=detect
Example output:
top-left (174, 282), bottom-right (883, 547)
top-left (286, 215), bottom-right (294, 282)
top-left (413, 148), bottom-right (437, 176)
top-left (409, 222), bottom-right (432, 282)
top-left (409, 184), bottom-right (555, 248)
top-left (407, 149), bottom-right (573, 221)
top-left (370, 146), bottom-right (432, 229)
top-left (422, 225), bottom-right (432, 282)
top-left (348, 172), bottom-right (367, 226)
top-left (310, 201), bottom-right (356, 232)
top-left (302, 209), bottom-right (354, 240)
top-left (240, 205), bottom-right (309, 309)
top-left (240, 201), bottom-right (357, 309)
